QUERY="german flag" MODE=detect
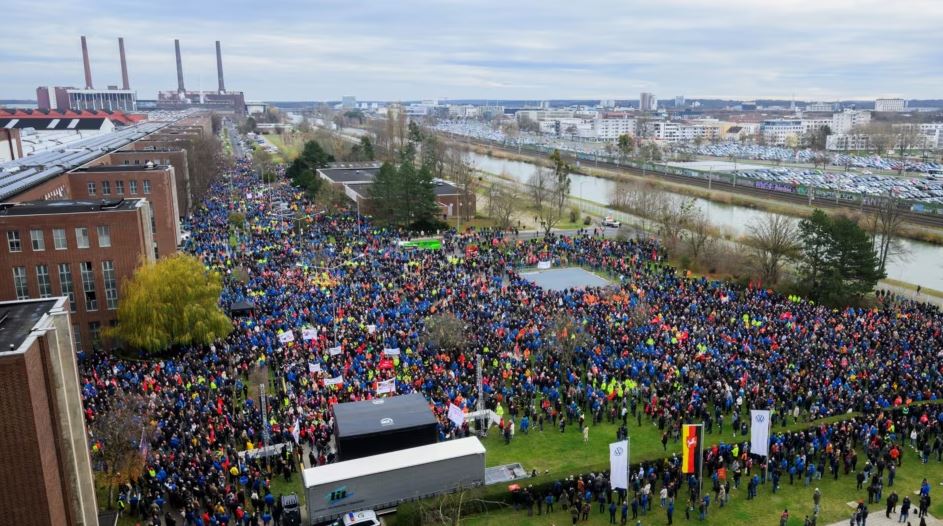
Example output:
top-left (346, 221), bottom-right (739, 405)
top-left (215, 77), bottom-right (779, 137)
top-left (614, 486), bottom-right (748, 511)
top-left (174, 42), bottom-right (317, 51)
top-left (681, 424), bottom-right (703, 475)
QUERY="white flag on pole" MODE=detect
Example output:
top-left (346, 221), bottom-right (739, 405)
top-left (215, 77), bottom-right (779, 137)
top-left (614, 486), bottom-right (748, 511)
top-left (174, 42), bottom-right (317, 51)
top-left (328, 346), bottom-right (342, 356)
top-left (324, 376), bottom-right (344, 386)
top-left (750, 409), bottom-right (771, 456)
top-left (302, 328), bottom-right (318, 340)
top-left (377, 378), bottom-right (396, 394)
top-left (308, 362), bottom-right (321, 373)
top-left (278, 331), bottom-right (295, 344)
top-left (291, 419), bottom-right (300, 444)
top-left (609, 440), bottom-right (629, 490)
top-left (447, 403), bottom-right (466, 427)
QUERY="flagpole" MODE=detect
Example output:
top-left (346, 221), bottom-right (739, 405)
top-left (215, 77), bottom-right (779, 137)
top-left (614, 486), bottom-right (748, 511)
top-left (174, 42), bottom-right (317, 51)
top-left (627, 436), bottom-right (631, 504)
top-left (698, 422), bottom-right (704, 494)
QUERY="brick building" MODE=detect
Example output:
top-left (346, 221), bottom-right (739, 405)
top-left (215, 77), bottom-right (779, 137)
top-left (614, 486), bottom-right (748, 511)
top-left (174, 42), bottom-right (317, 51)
top-left (0, 198), bottom-right (155, 349)
top-left (69, 165), bottom-right (180, 258)
top-left (0, 297), bottom-right (98, 526)
top-left (114, 146), bottom-right (192, 214)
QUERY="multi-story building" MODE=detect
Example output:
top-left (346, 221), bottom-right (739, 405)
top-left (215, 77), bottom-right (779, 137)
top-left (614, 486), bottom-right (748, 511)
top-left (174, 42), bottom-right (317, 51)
top-left (90, 147), bottom-right (192, 217)
top-left (805, 102), bottom-right (834, 112)
top-left (0, 297), bottom-right (98, 526)
top-left (68, 165), bottom-right (180, 259)
top-left (761, 119), bottom-right (804, 146)
top-left (875, 98), bottom-right (907, 112)
top-left (640, 92), bottom-right (657, 112)
top-left (36, 86), bottom-right (137, 113)
top-left (0, 198), bottom-right (155, 350)
top-left (830, 109), bottom-right (871, 134)
top-left (592, 116), bottom-right (636, 140)
top-left (801, 118), bottom-right (833, 135)
top-left (826, 134), bottom-right (872, 151)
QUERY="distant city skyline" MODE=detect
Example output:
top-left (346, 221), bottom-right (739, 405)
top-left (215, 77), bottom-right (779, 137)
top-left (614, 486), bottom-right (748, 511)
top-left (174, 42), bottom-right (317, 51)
top-left (4, 0), bottom-right (941, 102)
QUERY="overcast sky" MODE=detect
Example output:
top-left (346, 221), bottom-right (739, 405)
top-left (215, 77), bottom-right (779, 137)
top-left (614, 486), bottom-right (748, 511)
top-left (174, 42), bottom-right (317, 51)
top-left (5, 0), bottom-right (942, 102)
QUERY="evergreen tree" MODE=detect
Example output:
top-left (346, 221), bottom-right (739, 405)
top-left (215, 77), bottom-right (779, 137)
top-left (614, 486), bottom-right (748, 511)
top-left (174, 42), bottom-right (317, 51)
top-left (798, 209), bottom-right (885, 304)
top-left (369, 162), bottom-right (399, 222)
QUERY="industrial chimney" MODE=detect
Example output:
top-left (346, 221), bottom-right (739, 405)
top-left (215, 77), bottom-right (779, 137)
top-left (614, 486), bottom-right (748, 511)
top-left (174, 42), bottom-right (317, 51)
top-left (215, 40), bottom-right (226, 94)
top-left (174, 39), bottom-right (185, 94)
top-left (81, 36), bottom-right (93, 89)
top-left (118, 37), bottom-right (130, 90)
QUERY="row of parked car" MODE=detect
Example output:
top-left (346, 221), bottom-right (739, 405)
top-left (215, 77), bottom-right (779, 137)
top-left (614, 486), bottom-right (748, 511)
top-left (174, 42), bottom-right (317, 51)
top-left (692, 142), bottom-right (942, 174)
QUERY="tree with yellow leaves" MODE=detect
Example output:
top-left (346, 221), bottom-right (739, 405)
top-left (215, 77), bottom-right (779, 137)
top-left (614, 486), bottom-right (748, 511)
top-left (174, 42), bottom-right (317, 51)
top-left (109, 254), bottom-right (232, 353)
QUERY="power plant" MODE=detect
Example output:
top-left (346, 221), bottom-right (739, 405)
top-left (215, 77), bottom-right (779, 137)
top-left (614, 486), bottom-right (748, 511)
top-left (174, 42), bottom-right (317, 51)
top-left (154, 39), bottom-right (246, 115)
top-left (36, 36), bottom-right (246, 115)
top-left (37, 35), bottom-right (137, 112)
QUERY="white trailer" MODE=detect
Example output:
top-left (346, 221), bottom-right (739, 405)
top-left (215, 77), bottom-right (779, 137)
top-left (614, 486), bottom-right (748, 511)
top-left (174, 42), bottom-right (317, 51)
top-left (303, 437), bottom-right (486, 525)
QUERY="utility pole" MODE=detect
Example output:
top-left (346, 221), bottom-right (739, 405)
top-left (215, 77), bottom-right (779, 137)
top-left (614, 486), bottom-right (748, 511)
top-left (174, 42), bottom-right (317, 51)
top-left (476, 354), bottom-right (485, 436)
top-left (260, 383), bottom-right (270, 470)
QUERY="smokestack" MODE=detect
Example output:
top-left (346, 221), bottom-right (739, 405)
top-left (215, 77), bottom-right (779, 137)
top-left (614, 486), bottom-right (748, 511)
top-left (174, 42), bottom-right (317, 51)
top-left (174, 39), bottom-right (185, 93)
top-left (81, 36), bottom-right (93, 89)
top-left (215, 41), bottom-right (225, 94)
top-left (118, 37), bottom-right (130, 90)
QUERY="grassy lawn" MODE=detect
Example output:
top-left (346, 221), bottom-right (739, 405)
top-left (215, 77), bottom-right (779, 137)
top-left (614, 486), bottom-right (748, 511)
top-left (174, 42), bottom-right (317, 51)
top-left (465, 408), bottom-right (943, 526)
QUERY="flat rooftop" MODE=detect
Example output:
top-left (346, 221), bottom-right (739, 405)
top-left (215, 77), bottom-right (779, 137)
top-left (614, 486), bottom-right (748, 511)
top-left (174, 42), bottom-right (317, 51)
top-left (72, 165), bottom-right (170, 173)
top-left (345, 179), bottom-right (463, 196)
top-left (0, 299), bottom-right (59, 354)
top-left (521, 267), bottom-right (613, 291)
top-left (0, 198), bottom-right (142, 216)
top-left (319, 167), bottom-right (380, 183)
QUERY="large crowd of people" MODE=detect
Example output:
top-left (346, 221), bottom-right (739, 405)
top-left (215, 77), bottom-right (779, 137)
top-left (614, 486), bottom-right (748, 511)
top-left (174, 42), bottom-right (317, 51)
top-left (80, 155), bottom-right (943, 525)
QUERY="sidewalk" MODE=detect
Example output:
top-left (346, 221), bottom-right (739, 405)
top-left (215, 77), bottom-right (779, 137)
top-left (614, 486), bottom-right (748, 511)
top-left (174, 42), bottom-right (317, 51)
top-left (827, 501), bottom-right (940, 526)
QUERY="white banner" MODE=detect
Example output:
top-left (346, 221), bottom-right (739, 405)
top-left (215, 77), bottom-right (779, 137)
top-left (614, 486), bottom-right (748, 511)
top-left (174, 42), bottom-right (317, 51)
top-left (324, 376), bottom-right (344, 386)
top-left (308, 362), bottom-right (321, 373)
top-left (377, 378), bottom-right (396, 394)
top-left (537, 260), bottom-right (552, 270)
top-left (750, 409), bottom-right (771, 457)
top-left (278, 331), bottom-right (295, 344)
top-left (382, 348), bottom-right (401, 356)
top-left (328, 346), bottom-right (342, 356)
top-left (302, 328), bottom-right (318, 341)
top-left (291, 419), bottom-right (300, 444)
top-left (610, 440), bottom-right (629, 490)
top-left (367, 324), bottom-right (377, 334)
top-left (447, 403), bottom-right (466, 428)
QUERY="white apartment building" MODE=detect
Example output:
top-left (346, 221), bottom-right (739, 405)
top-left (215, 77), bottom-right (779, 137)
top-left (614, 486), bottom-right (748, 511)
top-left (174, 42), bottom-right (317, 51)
top-left (826, 134), bottom-right (872, 151)
top-left (801, 118), bottom-right (833, 135)
top-left (830, 109), bottom-right (871, 134)
top-left (875, 98), bottom-right (907, 112)
top-left (761, 119), bottom-right (804, 146)
top-left (592, 117), bottom-right (636, 140)
top-left (805, 102), bottom-right (834, 112)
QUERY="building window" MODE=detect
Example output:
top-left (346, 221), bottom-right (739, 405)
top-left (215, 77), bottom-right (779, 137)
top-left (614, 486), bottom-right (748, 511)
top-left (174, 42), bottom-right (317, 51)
top-left (72, 325), bottom-right (83, 352)
top-left (89, 322), bottom-right (102, 350)
top-left (87, 181), bottom-right (96, 196)
top-left (12, 267), bottom-right (29, 300)
top-left (53, 228), bottom-right (67, 250)
top-left (97, 225), bottom-right (111, 248)
top-left (143, 180), bottom-right (152, 194)
top-left (116, 181), bottom-right (125, 195)
top-left (59, 263), bottom-right (76, 312)
top-left (36, 264), bottom-right (52, 298)
top-left (151, 214), bottom-right (157, 235)
top-left (7, 230), bottom-right (21, 252)
top-left (76, 227), bottom-right (90, 249)
top-left (102, 181), bottom-right (111, 195)
top-left (102, 260), bottom-right (118, 310)
top-left (30, 229), bottom-right (45, 251)
top-left (80, 261), bottom-right (98, 311)
top-left (130, 180), bottom-right (138, 194)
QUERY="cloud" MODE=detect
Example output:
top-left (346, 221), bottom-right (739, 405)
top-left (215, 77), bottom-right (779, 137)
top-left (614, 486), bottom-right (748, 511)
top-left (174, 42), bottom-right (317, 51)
top-left (2, 0), bottom-right (941, 101)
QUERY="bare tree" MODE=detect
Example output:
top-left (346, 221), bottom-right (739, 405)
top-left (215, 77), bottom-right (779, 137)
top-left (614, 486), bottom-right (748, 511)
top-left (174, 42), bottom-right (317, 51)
top-left (90, 392), bottom-right (153, 507)
top-left (745, 214), bottom-right (799, 286)
top-left (422, 312), bottom-right (468, 355)
top-left (684, 209), bottom-right (716, 264)
top-left (528, 166), bottom-right (552, 211)
top-left (491, 184), bottom-right (520, 229)
top-left (867, 193), bottom-right (910, 274)
top-left (656, 196), bottom-right (696, 251)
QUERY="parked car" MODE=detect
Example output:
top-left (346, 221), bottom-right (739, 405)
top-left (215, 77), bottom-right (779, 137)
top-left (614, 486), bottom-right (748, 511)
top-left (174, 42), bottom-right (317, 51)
top-left (601, 216), bottom-right (621, 228)
top-left (336, 510), bottom-right (382, 526)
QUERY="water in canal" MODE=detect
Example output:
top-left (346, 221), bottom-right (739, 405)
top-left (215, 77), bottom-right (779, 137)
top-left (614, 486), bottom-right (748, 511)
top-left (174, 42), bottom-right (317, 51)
top-left (466, 151), bottom-right (943, 291)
